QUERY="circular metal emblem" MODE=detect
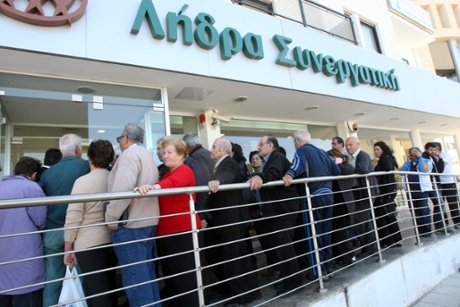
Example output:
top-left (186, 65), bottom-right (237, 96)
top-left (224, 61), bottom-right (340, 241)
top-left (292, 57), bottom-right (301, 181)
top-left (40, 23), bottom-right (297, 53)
top-left (0, 0), bottom-right (88, 27)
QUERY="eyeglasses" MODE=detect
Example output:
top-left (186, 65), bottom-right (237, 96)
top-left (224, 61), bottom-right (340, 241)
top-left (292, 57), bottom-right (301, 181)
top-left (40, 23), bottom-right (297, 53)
top-left (258, 142), bottom-right (268, 147)
top-left (116, 135), bottom-right (126, 143)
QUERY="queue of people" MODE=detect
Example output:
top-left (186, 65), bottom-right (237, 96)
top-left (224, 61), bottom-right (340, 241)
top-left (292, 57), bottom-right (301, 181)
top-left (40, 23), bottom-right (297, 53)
top-left (1, 127), bottom-right (459, 307)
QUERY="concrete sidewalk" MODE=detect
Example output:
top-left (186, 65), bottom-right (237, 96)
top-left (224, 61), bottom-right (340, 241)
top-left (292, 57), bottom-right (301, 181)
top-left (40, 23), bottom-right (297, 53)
top-left (412, 270), bottom-right (460, 307)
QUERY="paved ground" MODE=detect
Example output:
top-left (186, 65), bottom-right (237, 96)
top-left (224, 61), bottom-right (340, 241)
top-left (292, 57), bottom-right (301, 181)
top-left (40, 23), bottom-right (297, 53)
top-left (411, 271), bottom-right (460, 307)
top-left (203, 203), bottom-right (460, 307)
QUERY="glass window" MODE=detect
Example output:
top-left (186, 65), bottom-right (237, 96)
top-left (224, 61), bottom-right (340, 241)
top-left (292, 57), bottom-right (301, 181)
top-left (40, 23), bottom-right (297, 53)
top-left (0, 74), bottom-right (166, 175)
top-left (360, 22), bottom-right (382, 54)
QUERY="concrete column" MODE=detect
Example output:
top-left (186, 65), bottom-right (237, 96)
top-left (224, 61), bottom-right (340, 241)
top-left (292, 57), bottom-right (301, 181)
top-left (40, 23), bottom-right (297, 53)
top-left (410, 129), bottom-right (423, 150)
top-left (197, 109), bottom-right (224, 150)
top-left (447, 39), bottom-right (460, 83)
top-left (390, 135), bottom-right (404, 167)
top-left (453, 133), bottom-right (460, 161)
top-left (336, 121), bottom-right (358, 139)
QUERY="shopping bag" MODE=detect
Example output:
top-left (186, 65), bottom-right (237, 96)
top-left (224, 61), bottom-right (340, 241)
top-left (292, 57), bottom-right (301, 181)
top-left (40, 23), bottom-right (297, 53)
top-left (58, 266), bottom-right (88, 307)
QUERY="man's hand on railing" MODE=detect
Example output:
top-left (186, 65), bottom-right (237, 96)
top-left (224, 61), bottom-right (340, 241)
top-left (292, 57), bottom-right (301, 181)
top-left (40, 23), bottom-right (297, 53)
top-left (208, 180), bottom-right (220, 193)
top-left (282, 174), bottom-right (293, 187)
top-left (248, 175), bottom-right (263, 190)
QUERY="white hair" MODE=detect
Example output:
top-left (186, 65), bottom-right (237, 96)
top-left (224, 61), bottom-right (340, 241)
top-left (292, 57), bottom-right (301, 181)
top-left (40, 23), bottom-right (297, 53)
top-left (59, 134), bottom-right (82, 156)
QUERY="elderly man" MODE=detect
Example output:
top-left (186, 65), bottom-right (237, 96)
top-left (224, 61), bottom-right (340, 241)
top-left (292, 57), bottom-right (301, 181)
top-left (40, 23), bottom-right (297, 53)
top-left (283, 130), bottom-right (340, 280)
top-left (105, 123), bottom-right (161, 307)
top-left (206, 137), bottom-right (260, 306)
top-left (249, 135), bottom-right (301, 296)
top-left (182, 133), bottom-right (215, 181)
top-left (40, 134), bottom-right (90, 307)
top-left (345, 136), bottom-right (378, 256)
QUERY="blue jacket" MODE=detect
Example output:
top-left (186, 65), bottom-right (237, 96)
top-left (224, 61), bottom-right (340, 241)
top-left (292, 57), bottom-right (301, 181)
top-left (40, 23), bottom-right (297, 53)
top-left (285, 143), bottom-right (340, 194)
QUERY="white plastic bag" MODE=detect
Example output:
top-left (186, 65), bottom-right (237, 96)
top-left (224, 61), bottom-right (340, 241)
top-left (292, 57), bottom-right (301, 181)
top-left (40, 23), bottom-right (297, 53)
top-left (58, 266), bottom-right (88, 307)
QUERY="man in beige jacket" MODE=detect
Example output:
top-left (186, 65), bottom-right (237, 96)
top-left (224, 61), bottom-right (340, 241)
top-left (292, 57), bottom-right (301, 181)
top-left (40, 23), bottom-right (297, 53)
top-left (105, 123), bottom-right (161, 307)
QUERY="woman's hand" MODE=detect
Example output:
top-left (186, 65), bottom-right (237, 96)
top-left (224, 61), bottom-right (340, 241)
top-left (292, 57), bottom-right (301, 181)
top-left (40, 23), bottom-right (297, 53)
top-left (63, 242), bottom-right (77, 268)
top-left (134, 184), bottom-right (154, 195)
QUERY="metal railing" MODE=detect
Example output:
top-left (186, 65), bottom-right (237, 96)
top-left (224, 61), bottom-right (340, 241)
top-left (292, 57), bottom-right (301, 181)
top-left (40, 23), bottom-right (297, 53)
top-left (232, 0), bottom-right (357, 44)
top-left (0, 171), bottom-right (459, 306)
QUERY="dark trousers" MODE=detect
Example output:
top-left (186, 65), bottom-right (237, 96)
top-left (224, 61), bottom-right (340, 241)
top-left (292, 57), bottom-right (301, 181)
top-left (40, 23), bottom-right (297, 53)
top-left (205, 226), bottom-right (260, 303)
top-left (428, 189), bottom-right (445, 231)
top-left (374, 196), bottom-right (402, 247)
top-left (441, 183), bottom-right (460, 225)
top-left (78, 245), bottom-right (118, 307)
top-left (410, 191), bottom-right (432, 235)
top-left (332, 199), bottom-right (355, 264)
top-left (157, 232), bottom-right (201, 307)
top-left (352, 196), bottom-right (377, 253)
top-left (259, 217), bottom-right (301, 290)
top-left (0, 289), bottom-right (42, 307)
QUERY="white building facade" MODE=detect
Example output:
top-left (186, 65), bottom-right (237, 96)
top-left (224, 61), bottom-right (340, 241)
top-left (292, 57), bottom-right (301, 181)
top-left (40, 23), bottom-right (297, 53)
top-left (0, 0), bottom-right (459, 173)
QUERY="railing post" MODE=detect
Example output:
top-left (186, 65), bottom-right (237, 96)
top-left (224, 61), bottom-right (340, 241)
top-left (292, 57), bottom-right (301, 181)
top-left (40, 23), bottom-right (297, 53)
top-left (305, 183), bottom-right (326, 292)
top-left (188, 193), bottom-right (204, 306)
top-left (365, 176), bottom-right (385, 263)
top-left (405, 175), bottom-right (423, 246)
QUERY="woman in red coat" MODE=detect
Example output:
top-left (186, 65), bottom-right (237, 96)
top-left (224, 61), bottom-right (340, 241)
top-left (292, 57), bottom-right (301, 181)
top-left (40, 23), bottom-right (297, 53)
top-left (136, 137), bottom-right (202, 307)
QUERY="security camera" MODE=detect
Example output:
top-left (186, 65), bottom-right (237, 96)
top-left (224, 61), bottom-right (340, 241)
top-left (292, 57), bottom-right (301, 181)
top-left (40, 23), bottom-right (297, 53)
top-left (211, 113), bottom-right (232, 123)
top-left (352, 123), bottom-right (359, 132)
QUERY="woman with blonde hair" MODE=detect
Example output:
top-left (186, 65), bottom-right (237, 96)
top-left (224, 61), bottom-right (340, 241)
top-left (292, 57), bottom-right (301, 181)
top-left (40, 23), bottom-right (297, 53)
top-left (136, 137), bottom-right (201, 306)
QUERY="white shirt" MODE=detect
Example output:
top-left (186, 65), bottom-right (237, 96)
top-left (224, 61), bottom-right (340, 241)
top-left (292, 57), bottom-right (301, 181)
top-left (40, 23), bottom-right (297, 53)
top-left (440, 151), bottom-right (455, 184)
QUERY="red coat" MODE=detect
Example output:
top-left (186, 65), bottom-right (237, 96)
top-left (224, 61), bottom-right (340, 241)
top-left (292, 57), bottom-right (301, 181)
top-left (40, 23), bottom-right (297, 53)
top-left (156, 164), bottom-right (201, 236)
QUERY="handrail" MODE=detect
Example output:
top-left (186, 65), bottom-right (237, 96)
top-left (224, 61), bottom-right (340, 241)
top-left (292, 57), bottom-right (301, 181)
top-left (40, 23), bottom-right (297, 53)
top-left (0, 170), bottom-right (444, 209)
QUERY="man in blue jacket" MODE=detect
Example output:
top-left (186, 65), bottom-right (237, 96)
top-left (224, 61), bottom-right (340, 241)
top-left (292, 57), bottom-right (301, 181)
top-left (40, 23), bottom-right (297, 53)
top-left (283, 130), bottom-right (340, 280)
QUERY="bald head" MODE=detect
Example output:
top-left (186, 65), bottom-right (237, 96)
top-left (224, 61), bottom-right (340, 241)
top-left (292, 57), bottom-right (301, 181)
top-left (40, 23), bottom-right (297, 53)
top-left (345, 136), bottom-right (360, 155)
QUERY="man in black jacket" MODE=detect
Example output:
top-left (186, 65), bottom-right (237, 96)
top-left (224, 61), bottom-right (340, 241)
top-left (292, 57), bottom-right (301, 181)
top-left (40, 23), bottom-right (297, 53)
top-left (207, 138), bottom-right (260, 306)
top-left (249, 135), bottom-right (302, 296)
top-left (345, 136), bottom-right (378, 256)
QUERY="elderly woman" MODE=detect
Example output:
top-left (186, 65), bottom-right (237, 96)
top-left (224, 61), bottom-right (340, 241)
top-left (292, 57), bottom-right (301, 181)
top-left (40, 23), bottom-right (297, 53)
top-left (373, 141), bottom-right (402, 247)
top-left (0, 157), bottom-right (46, 307)
top-left (136, 137), bottom-right (201, 307)
top-left (63, 140), bottom-right (118, 307)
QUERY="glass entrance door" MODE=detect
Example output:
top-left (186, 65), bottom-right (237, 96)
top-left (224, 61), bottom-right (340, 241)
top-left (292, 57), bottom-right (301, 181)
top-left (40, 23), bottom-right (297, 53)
top-left (0, 74), bottom-right (167, 177)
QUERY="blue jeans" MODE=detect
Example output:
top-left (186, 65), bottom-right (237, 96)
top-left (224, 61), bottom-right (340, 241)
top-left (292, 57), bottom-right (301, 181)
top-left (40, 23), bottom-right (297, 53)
top-left (111, 226), bottom-right (161, 307)
top-left (410, 191), bottom-right (432, 235)
top-left (43, 230), bottom-right (66, 307)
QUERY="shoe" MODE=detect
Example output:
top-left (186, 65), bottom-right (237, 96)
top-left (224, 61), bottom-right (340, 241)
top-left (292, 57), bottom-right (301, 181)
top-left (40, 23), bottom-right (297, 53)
top-left (261, 269), bottom-right (273, 276)
top-left (273, 282), bottom-right (285, 291)
top-left (267, 270), bottom-right (281, 280)
top-left (306, 272), bottom-right (318, 281)
top-left (420, 233), bottom-right (431, 238)
top-left (436, 229), bottom-right (454, 235)
top-left (454, 225), bottom-right (460, 230)
top-left (224, 298), bottom-right (242, 307)
top-left (345, 256), bottom-right (357, 265)
top-left (306, 272), bottom-right (330, 282)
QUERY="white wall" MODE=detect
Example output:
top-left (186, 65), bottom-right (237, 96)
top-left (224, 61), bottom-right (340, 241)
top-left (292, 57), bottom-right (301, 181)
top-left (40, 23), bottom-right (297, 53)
top-left (1, 0), bottom-right (459, 118)
top-left (311, 234), bottom-right (460, 307)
